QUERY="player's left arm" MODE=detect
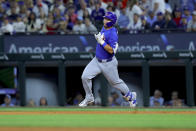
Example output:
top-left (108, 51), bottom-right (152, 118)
top-left (103, 40), bottom-right (118, 54)
top-left (104, 45), bottom-right (113, 54)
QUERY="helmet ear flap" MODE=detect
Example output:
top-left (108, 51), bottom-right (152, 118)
top-left (106, 21), bottom-right (114, 27)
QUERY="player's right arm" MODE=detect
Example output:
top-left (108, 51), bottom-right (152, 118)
top-left (102, 44), bottom-right (114, 54)
top-left (95, 32), bottom-right (118, 54)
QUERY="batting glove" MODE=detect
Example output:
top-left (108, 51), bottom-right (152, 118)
top-left (94, 32), bottom-right (100, 42)
top-left (97, 33), bottom-right (105, 45)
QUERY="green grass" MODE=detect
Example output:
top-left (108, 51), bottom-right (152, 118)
top-left (0, 108), bottom-right (196, 129)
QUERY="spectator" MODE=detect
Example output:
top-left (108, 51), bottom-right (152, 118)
top-left (107, 4), bottom-right (121, 19)
top-left (127, 0), bottom-right (143, 15)
top-left (167, 91), bottom-right (184, 107)
top-left (0, 0), bottom-right (7, 11)
top-left (126, 0), bottom-right (143, 25)
top-left (67, 6), bottom-right (77, 25)
top-left (91, 1), bottom-right (105, 30)
top-left (24, 0), bottom-right (34, 11)
top-left (8, 5), bottom-right (19, 22)
top-left (113, 0), bottom-right (128, 9)
top-left (169, 0), bottom-right (180, 10)
top-left (19, 4), bottom-right (29, 19)
top-left (26, 12), bottom-right (42, 32)
top-left (73, 93), bottom-right (83, 105)
top-left (147, 10), bottom-right (156, 27)
top-left (173, 8), bottom-right (182, 27)
top-left (42, 12), bottom-right (58, 34)
top-left (182, 6), bottom-right (192, 23)
top-left (84, 18), bottom-right (97, 33)
top-left (179, 16), bottom-right (188, 29)
top-left (106, 5), bottom-right (114, 13)
top-left (63, 12), bottom-right (74, 31)
top-left (38, 8), bottom-right (46, 26)
top-left (83, 9), bottom-right (91, 19)
top-left (39, 97), bottom-right (48, 106)
top-left (152, 12), bottom-right (165, 31)
top-left (77, 1), bottom-right (91, 19)
top-left (53, 7), bottom-right (64, 24)
top-left (58, 18), bottom-right (69, 33)
top-left (108, 96), bottom-right (114, 106)
top-left (6, 1), bottom-right (20, 16)
top-left (141, 16), bottom-right (151, 30)
top-left (107, 5), bottom-right (120, 19)
top-left (0, 17), bottom-right (14, 34)
top-left (187, 11), bottom-right (196, 32)
top-left (13, 15), bottom-right (26, 33)
top-left (150, 89), bottom-right (164, 107)
top-left (44, 0), bottom-right (54, 5)
top-left (165, 0), bottom-right (172, 14)
top-left (88, 0), bottom-right (95, 11)
top-left (65, 0), bottom-right (75, 7)
top-left (117, 7), bottom-right (129, 32)
top-left (151, 0), bottom-right (165, 15)
top-left (50, 0), bottom-right (66, 14)
top-left (109, 92), bottom-right (123, 106)
top-left (180, 0), bottom-right (195, 12)
top-left (73, 16), bottom-right (86, 34)
top-left (27, 99), bottom-right (36, 107)
top-left (1, 94), bottom-right (15, 107)
top-left (194, 1), bottom-right (196, 11)
top-left (99, 0), bottom-right (110, 11)
top-left (164, 13), bottom-right (177, 29)
top-left (11, 90), bottom-right (20, 106)
top-left (33, 0), bottom-right (49, 17)
top-left (127, 13), bottom-right (142, 33)
top-left (113, 1), bottom-right (122, 19)
top-left (0, 4), bottom-right (6, 20)
top-left (140, 0), bottom-right (151, 13)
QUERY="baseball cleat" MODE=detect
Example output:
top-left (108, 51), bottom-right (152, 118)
top-left (124, 91), bottom-right (137, 107)
top-left (79, 98), bottom-right (94, 107)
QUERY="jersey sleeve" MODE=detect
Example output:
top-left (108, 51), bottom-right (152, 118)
top-left (107, 31), bottom-right (119, 54)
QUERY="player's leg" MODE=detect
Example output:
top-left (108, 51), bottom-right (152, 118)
top-left (79, 57), bottom-right (101, 107)
top-left (100, 58), bottom-right (128, 94)
top-left (100, 58), bottom-right (137, 107)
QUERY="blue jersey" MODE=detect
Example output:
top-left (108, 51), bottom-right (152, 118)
top-left (95, 27), bottom-right (118, 60)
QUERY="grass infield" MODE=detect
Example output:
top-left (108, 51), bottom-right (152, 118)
top-left (0, 107), bottom-right (196, 129)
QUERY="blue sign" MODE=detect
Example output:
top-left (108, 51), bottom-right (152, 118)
top-left (3, 33), bottom-right (196, 54)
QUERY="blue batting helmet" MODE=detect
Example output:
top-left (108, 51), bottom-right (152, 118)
top-left (103, 12), bottom-right (117, 27)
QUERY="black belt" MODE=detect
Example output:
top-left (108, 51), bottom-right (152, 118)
top-left (96, 57), bottom-right (113, 63)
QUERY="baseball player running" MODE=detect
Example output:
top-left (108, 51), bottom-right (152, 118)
top-left (79, 12), bottom-right (136, 107)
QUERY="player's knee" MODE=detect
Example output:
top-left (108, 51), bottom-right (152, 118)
top-left (81, 74), bottom-right (88, 81)
top-left (110, 81), bottom-right (118, 86)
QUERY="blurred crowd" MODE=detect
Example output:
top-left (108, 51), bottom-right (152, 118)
top-left (0, 89), bottom-right (185, 107)
top-left (149, 89), bottom-right (185, 107)
top-left (0, 0), bottom-right (196, 35)
top-left (70, 89), bottom-right (185, 107)
top-left (1, 94), bottom-right (48, 107)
